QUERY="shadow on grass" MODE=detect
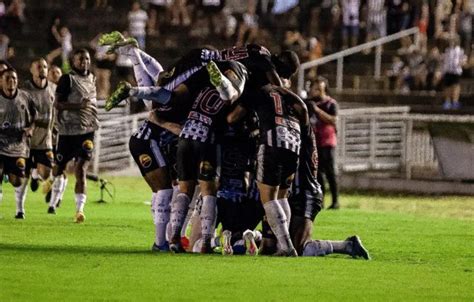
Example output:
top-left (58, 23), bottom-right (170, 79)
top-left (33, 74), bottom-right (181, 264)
top-left (0, 243), bottom-right (213, 257)
top-left (0, 243), bottom-right (155, 255)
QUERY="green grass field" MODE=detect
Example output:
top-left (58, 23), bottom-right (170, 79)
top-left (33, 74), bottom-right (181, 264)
top-left (0, 176), bottom-right (472, 301)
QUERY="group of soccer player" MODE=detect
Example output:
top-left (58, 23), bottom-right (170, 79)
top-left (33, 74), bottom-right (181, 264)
top-left (0, 48), bottom-right (98, 224)
top-left (98, 31), bottom-right (370, 258)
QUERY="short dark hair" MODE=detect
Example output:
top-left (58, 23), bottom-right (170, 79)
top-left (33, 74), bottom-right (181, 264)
top-left (73, 48), bottom-right (90, 57)
top-left (0, 67), bottom-right (17, 77)
top-left (272, 50), bottom-right (300, 79)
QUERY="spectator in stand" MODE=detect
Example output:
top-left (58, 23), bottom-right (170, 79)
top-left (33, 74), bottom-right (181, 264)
top-left (90, 34), bottom-right (116, 100)
top-left (170, 0), bottom-right (191, 26)
top-left (387, 0), bottom-right (411, 35)
top-left (47, 16), bottom-right (62, 54)
top-left (341, 0), bottom-right (361, 49)
top-left (458, 1), bottom-right (472, 57)
top-left (386, 55), bottom-right (405, 91)
top-left (198, 0), bottom-right (226, 36)
top-left (416, 1), bottom-right (429, 55)
top-left (318, 0), bottom-right (339, 52)
top-left (46, 25), bottom-right (73, 73)
top-left (147, 0), bottom-right (171, 37)
top-left (128, 1), bottom-right (148, 49)
top-left (441, 36), bottom-right (467, 109)
top-left (0, 33), bottom-right (9, 60)
top-left (425, 46), bottom-right (443, 91)
top-left (363, 0), bottom-right (387, 54)
top-left (4, 0), bottom-right (25, 35)
top-left (236, 0), bottom-right (259, 46)
top-left (307, 77), bottom-right (340, 210)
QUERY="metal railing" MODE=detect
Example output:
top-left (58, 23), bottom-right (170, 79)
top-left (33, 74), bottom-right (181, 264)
top-left (337, 106), bottom-right (474, 179)
top-left (297, 27), bottom-right (420, 94)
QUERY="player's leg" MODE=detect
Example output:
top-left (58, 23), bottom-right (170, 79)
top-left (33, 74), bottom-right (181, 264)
top-left (302, 236), bottom-right (371, 260)
top-left (8, 157), bottom-right (27, 219)
top-left (256, 146), bottom-right (297, 256)
top-left (72, 133), bottom-right (95, 223)
top-left (48, 136), bottom-right (73, 214)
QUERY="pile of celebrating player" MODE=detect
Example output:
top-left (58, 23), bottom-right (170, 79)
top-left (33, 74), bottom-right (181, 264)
top-left (0, 30), bottom-right (370, 258)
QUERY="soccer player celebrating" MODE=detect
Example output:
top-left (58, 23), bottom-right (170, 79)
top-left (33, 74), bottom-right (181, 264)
top-left (48, 49), bottom-right (99, 223)
top-left (20, 58), bottom-right (56, 201)
top-left (168, 61), bottom-right (248, 253)
top-left (0, 68), bottom-right (36, 219)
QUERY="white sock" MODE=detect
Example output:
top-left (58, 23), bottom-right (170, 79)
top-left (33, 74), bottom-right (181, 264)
top-left (302, 240), bottom-right (334, 256)
top-left (170, 193), bottom-right (190, 239)
top-left (75, 193), bottom-right (86, 212)
top-left (49, 175), bottom-right (65, 208)
top-left (31, 168), bottom-right (39, 180)
top-left (15, 183), bottom-right (27, 214)
top-left (277, 198), bottom-right (291, 228)
top-left (150, 192), bottom-right (158, 224)
top-left (154, 189), bottom-right (173, 246)
top-left (263, 200), bottom-right (294, 252)
top-left (200, 195), bottom-right (217, 241)
top-left (58, 177), bottom-right (68, 205)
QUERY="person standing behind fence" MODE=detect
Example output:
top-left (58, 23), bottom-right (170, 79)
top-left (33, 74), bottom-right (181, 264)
top-left (306, 77), bottom-right (340, 209)
top-left (48, 49), bottom-right (98, 223)
top-left (441, 37), bottom-right (467, 110)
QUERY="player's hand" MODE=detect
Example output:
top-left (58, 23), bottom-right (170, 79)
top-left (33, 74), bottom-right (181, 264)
top-left (24, 127), bottom-right (34, 138)
top-left (201, 49), bottom-right (221, 64)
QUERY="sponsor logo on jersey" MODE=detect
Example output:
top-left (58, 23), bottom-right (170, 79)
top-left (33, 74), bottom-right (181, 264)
top-left (56, 153), bottom-right (63, 162)
top-left (199, 161), bottom-right (214, 177)
top-left (188, 111), bottom-right (212, 125)
top-left (139, 154), bottom-right (152, 168)
top-left (82, 140), bottom-right (94, 152)
top-left (46, 151), bottom-right (55, 162)
top-left (16, 158), bottom-right (26, 170)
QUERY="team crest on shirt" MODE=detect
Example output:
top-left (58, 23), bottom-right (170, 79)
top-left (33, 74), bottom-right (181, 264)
top-left (46, 151), bottom-right (55, 162)
top-left (139, 154), bottom-right (152, 168)
top-left (56, 153), bottom-right (63, 162)
top-left (2, 121), bottom-right (10, 129)
top-left (199, 161), bottom-right (213, 176)
top-left (16, 158), bottom-right (26, 170)
top-left (82, 140), bottom-right (94, 152)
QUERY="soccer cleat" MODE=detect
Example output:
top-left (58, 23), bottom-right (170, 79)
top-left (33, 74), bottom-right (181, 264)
top-left (75, 211), bottom-right (86, 223)
top-left (30, 178), bottom-right (39, 192)
top-left (98, 31), bottom-right (125, 46)
top-left (47, 206), bottom-right (56, 214)
top-left (105, 81), bottom-right (131, 111)
top-left (99, 31), bottom-right (139, 54)
top-left (151, 242), bottom-right (170, 252)
top-left (181, 236), bottom-right (190, 251)
top-left (169, 237), bottom-right (186, 253)
top-left (327, 202), bottom-right (340, 210)
top-left (14, 212), bottom-right (25, 219)
top-left (346, 235), bottom-right (371, 260)
top-left (221, 230), bottom-right (233, 255)
top-left (243, 230), bottom-right (258, 256)
top-left (273, 248), bottom-right (298, 257)
top-left (206, 61), bottom-right (223, 88)
top-left (200, 240), bottom-right (214, 254)
top-left (45, 190), bottom-right (51, 203)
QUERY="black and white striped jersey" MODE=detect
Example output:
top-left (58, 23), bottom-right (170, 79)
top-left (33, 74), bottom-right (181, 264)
top-left (239, 84), bottom-right (302, 155)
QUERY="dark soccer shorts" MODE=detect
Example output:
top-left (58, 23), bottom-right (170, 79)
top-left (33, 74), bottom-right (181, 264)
top-left (129, 134), bottom-right (177, 177)
top-left (55, 132), bottom-right (95, 166)
top-left (176, 138), bottom-right (217, 182)
top-left (256, 144), bottom-right (298, 188)
top-left (0, 155), bottom-right (27, 177)
top-left (289, 189), bottom-right (323, 221)
top-left (443, 73), bottom-right (460, 87)
top-left (26, 149), bottom-right (55, 171)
